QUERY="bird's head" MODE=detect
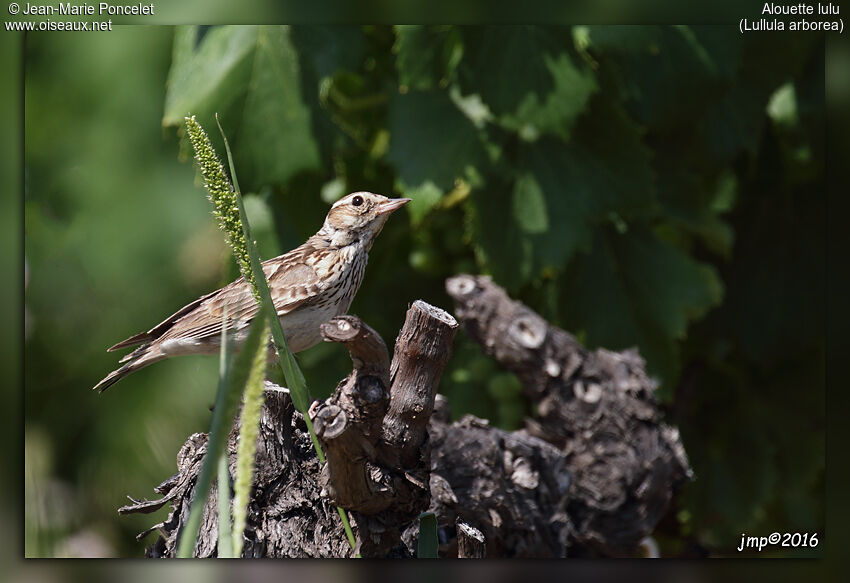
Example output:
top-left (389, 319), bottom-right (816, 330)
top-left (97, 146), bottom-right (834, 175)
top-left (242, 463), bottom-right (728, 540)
top-left (319, 192), bottom-right (411, 248)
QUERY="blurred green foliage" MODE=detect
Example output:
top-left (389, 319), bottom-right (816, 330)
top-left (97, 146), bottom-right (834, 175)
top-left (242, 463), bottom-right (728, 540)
top-left (25, 25), bottom-right (823, 557)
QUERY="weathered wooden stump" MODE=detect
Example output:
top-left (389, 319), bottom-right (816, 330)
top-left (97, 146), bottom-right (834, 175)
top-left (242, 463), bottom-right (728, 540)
top-left (445, 274), bottom-right (692, 556)
top-left (121, 300), bottom-right (458, 557)
top-left (121, 282), bottom-right (691, 557)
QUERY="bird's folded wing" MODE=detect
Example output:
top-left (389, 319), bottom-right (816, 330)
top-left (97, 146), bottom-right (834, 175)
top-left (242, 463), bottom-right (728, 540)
top-left (152, 253), bottom-right (323, 344)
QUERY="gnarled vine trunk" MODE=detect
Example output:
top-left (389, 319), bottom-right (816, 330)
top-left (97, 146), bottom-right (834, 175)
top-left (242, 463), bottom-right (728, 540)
top-left (121, 278), bottom-right (691, 557)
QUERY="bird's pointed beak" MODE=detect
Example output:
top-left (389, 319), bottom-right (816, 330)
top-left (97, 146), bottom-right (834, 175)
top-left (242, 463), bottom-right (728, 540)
top-left (376, 197), bottom-right (412, 215)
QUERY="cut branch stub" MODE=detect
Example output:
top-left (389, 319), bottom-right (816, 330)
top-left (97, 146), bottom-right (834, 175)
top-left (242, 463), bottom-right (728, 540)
top-left (382, 300), bottom-right (459, 470)
top-left (456, 519), bottom-right (486, 558)
top-left (320, 315), bottom-right (391, 388)
top-left (446, 275), bottom-right (583, 393)
top-left (309, 303), bottom-right (458, 557)
top-left (311, 315), bottom-right (392, 514)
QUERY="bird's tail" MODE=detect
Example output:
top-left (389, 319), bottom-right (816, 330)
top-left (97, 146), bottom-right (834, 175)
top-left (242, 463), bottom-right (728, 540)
top-left (92, 344), bottom-right (167, 393)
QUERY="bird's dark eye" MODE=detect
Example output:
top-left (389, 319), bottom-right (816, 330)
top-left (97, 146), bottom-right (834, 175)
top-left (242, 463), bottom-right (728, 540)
top-left (352, 195), bottom-right (364, 207)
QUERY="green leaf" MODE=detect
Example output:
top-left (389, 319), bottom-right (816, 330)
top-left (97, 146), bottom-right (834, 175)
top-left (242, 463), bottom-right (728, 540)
top-left (561, 227), bottom-right (723, 388)
top-left (164, 26), bottom-right (321, 192)
top-left (401, 180), bottom-right (444, 225)
top-left (767, 83), bottom-right (799, 127)
top-left (466, 97), bottom-right (654, 289)
top-left (466, 177), bottom-right (534, 291)
top-left (459, 27), bottom-right (596, 139)
top-left (394, 26), bottom-right (461, 92)
top-left (701, 34), bottom-right (816, 162)
top-left (500, 52), bottom-right (596, 140)
top-left (417, 512), bottom-right (438, 558)
top-left (702, 158), bottom-right (825, 369)
top-left (655, 166), bottom-right (736, 258)
top-left (518, 96), bottom-right (656, 269)
top-left (512, 172), bottom-right (548, 234)
top-left (387, 89), bottom-right (486, 190)
top-left (289, 26), bottom-right (367, 162)
top-left (585, 26), bottom-right (733, 131)
top-left (459, 26), bottom-right (561, 116)
top-left (243, 193), bottom-right (282, 259)
top-left (164, 26), bottom-right (257, 127)
top-left (687, 26), bottom-right (745, 79)
top-left (237, 27), bottom-right (321, 188)
top-left (289, 26), bottom-right (366, 81)
top-left (394, 26), bottom-right (435, 91)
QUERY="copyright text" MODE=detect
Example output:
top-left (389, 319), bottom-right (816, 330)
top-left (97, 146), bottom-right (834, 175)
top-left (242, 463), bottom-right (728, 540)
top-left (737, 531), bottom-right (819, 552)
top-left (9, 3), bottom-right (153, 15)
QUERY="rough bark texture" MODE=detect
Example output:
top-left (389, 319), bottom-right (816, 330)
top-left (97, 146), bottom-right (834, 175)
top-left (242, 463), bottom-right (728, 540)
top-left (409, 394), bottom-right (572, 557)
top-left (120, 389), bottom-right (352, 557)
top-left (122, 280), bottom-right (690, 558)
top-left (311, 301), bottom-right (459, 557)
top-left (444, 275), bottom-right (693, 556)
top-left (121, 300), bottom-right (458, 558)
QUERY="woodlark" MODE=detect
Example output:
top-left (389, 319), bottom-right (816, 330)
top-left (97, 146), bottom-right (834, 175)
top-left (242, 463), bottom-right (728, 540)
top-left (94, 192), bottom-right (410, 392)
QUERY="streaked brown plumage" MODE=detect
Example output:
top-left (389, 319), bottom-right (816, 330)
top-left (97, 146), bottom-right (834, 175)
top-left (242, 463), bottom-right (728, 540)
top-left (94, 192), bottom-right (410, 392)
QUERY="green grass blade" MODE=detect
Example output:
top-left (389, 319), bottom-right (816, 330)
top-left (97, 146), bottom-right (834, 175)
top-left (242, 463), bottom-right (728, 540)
top-left (217, 309), bottom-right (234, 558)
top-left (216, 452), bottom-right (233, 558)
top-left (337, 506), bottom-right (357, 550)
top-left (213, 115), bottom-right (323, 460)
top-left (186, 115), bottom-right (353, 553)
top-left (231, 318), bottom-right (270, 558)
top-left (214, 115), bottom-right (311, 411)
top-left (417, 512), bottom-right (438, 558)
top-left (176, 317), bottom-right (265, 558)
top-left (184, 116), bottom-right (253, 288)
